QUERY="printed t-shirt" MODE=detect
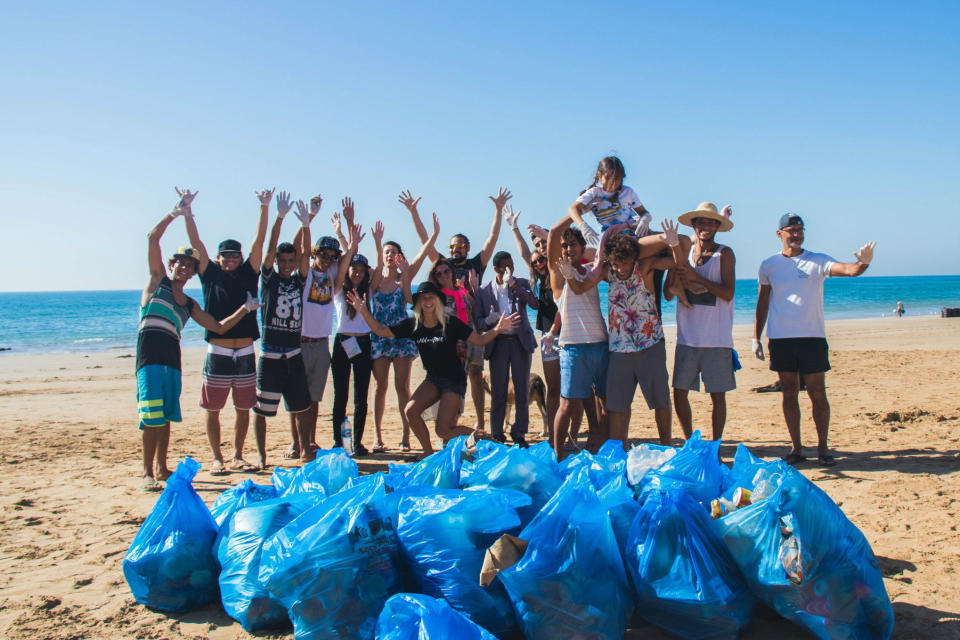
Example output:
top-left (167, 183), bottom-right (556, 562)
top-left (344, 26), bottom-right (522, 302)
top-left (260, 267), bottom-right (306, 351)
top-left (758, 250), bottom-right (835, 339)
top-left (137, 276), bottom-right (195, 371)
top-left (575, 185), bottom-right (643, 231)
top-left (390, 316), bottom-right (473, 385)
top-left (606, 266), bottom-right (663, 353)
top-left (200, 258), bottom-right (260, 341)
top-left (301, 264), bottom-right (337, 339)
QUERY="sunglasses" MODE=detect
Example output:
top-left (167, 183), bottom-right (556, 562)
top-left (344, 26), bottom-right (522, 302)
top-left (317, 251), bottom-right (339, 260)
top-left (434, 268), bottom-right (452, 276)
top-left (219, 251), bottom-right (242, 259)
top-left (532, 256), bottom-right (547, 265)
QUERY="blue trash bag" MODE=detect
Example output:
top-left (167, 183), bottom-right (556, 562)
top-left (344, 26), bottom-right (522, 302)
top-left (526, 440), bottom-right (557, 466)
top-left (597, 474), bottom-right (640, 552)
top-left (714, 461), bottom-right (894, 640)
top-left (259, 473), bottom-right (403, 640)
top-left (626, 442), bottom-right (677, 486)
top-left (625, 489), bottom-right (755, 640)
top-left (397, 487), bottom-right (531, 638)
top-left (460, 443), bottom-right (562, 527)
top-left (211, 479), bottom-right (279, 527)
top-left (638, 431), bottom-right (725, 505)
top-left (388, 435), bottom-right (468, 489)
top-left (122, 457), bottom-right (220, 612)
top-left (559, 445), bottom-right (626, 490)
top-left (271, 448), bottom-right (358, 497)
top-left (375, 593), bottom-right (497, 640)
top-left (217, 492), bottom-right (324, 631)
top-left (498, 468), bottom-right (633, 640)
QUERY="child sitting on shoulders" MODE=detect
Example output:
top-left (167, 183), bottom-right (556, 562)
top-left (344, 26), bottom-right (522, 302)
top-left (567, 156), bottom-right (653, 247)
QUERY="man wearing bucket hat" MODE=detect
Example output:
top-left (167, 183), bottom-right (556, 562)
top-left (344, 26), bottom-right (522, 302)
top-left (137, 190), bottom-right (259, 490)
top-left (754, 213), bottom-right (876, 467)
top-left (662, 202), bottom-right (737, 442)
top-left (184, 188), bottom-right (272, 475)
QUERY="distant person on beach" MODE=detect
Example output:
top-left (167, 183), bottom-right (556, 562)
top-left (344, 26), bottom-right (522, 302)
top-left (345, 280), bottom-right (520, 455)
top-left (558, 223), bottom-right (675, 450)
top-left (662, 203), bottom-right (737, 442)
top-left (401, 188), bottom-right (512, 434)
top-left (895, 300), bottom-right (905, 317)
top-left (250, 193), bottom-right (313, 467)
top-left (138, 190), bottom-right (258, 490)
top-left (753, 213), bottom-right (876, 467)
top-left (185, 188), bottom-right (271, 475)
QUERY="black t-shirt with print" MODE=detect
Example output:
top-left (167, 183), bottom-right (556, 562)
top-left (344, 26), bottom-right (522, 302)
top-left (390, 316), bottom-right (473, 384)
top-left (260, 267), bottom-right (306, 350)
top-left (450, 253), bottom-right (485, 290)
top-left (200, 258), bottom-right (260, 341)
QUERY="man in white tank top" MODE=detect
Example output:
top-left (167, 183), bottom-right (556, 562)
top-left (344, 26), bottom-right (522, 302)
top-left (663, 203), bottom-right (736, 442)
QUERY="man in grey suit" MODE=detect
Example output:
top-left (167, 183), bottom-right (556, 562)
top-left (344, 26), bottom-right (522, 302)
top-left (475, 251), bottom-right (540, 446)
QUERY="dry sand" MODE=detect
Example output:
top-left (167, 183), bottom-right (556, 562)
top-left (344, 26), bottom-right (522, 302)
top-left (0, 316), bottom-right (958, 639)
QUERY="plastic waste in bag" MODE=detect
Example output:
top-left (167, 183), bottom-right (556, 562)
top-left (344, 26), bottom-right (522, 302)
top-left (210, 479), bottom-right (278, 527)
top-left (715, 458), bottom-right (894, 640)
top-left (626, 442), bottom-right (676, 486)
top-left (217, 492), bottom-right (323, 630)
top-left (597, 473), bottom-right (640, 552)
top-left (638, 431), bottom-right (724, 505)
top-left (460, 442), bottom-right (562, 526)
top-left (625, 489), bottom-right (755, 640)
top-left (259, 474), bottom-right (403, 640)
top-left (498, 468), bottom-right (633, 640)
top-left (375, 593), bottom-right (497, 640)
top-left (123, 457), bottom-right (219, 612)
top-left (387, 435), bottom-right (468, 489)
top-left (397, 487), bottom-right (530, 638)
top-left (271, 448), bottom-right (357, 497)
top-left (526, 439), bottom-right (557, 465)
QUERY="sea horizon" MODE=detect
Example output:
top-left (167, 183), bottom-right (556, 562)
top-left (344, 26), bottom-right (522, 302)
top-left (1, 274), bottom-right (958, 355)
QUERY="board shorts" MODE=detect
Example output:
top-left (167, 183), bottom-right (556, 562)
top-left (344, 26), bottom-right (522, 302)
top-left (371, 335), bottom-right (418, 360)
top-left (200, 344), bottom-right (257, 411)
top-left (672, 344), bottom-right (737, 393)
top-left (300, 338), bottom-right (331, 403)
top-left (559, 341), bottom-right (608, 399)
top-left (136, 364), bottom-right (182, 429)
top-left (769, 337), bottom-right (831, 375)
top-left (253, 348), bottom-right (312, 417)
top-left (605, 339), bottom-right (670, 412)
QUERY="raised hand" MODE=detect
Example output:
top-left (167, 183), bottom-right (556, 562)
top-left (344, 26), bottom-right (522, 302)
top-left (580, 223), bottom-right (600, 247)
top-left (496, 311), bottom-right (521, 332)
top-left (557, 256), bottom-right (578, 280)
top-left (398, 189), bottom-right (421, 213)
top-left (489, 186), bottom-right (512, 211)
top-left (349, 223), bottom-right (365, 251)
top-left (243, 292), bottom-right (262, 312)
top-left (751, 338), bottom-right (765, 361)
top-left (395, 253), bottom-right (409, 273)
top-left (341, 197), bottom-right (355, 222)
top-left (294, 200), bottom-right (311, 227)
top-left (503, 205), bottom-right (521, 230)
top-left (854, 241), bottom-right (876, 265)
top-left (331, 212), bottom-right (343, 237)
top-left (527, 224), bottom-right (547, 242)
top-left (372, 221), bottom-right (384, 245)
top-left (660, 219), bottom-right (681, 248)
top-left (721, 204), bottom-right (733, 217)
top-left (256, 187), bottom-right (276, 206)
top-left (431, 212), bottom-right (440, 237)
top-left (173, 187), bottom-right (197, 216)
top-left (276, 190), bottom-right (293, 218)
top-left (345, 290), bottom-right (367, 311)
top-left (310, 194), bottom-right (323, 217)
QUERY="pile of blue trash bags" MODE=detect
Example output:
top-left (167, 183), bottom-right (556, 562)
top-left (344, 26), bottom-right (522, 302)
top-left (124, 432), bottom-right (894, 639)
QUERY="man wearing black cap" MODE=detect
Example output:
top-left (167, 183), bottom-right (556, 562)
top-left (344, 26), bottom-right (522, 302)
top-left (753, 213), bottom-right (876, 467)
top-left (185, 188), bottom-right (272, 474)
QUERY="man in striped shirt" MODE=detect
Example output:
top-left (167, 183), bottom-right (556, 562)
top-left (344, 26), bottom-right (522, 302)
top-left (137, 190), bottom-right (257, 491)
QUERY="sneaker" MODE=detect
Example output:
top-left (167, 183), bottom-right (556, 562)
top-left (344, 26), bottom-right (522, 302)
top-left (513, 437), bottom-right (529, 449)
top-left (353, 444), bottom-right (370, 457)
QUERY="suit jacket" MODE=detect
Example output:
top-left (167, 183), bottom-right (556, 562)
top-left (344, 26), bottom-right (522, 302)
top-left (474, 277), bottom-right (539, 358)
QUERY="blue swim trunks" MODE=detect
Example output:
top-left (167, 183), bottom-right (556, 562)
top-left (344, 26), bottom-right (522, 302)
top-left (136, 364), bottom-right (182, 428)
top-left (559, 341), bottom-right (609, 399)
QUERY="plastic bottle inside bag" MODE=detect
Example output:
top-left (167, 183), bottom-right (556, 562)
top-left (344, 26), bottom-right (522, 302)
top-left (751, 468), bottom-right (783, 501)
top-left (341, 418), bottom-right (353, 454)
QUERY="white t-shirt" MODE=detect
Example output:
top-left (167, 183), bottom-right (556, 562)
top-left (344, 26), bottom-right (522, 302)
top-left (575, 185), bottom-right (642, 231)
top-left (333, 290), bottom-right (371, 334)
top-left (301, 265), bottom-right (338, 338)
top-left (758, 250), bottom-right (835, 339)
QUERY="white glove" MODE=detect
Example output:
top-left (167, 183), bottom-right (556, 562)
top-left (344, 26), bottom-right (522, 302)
top-left (173, 187), bottom-right (197, 217)
top-left (752, 338), bottom-right (765, 361)
top-left (484, 305), bottom-right (500, 326)
top-left (541, 333), bottom-right (556, 353)
top-left (854, 241), bottom-right (876, 265)
top-left (634, 212), bottom-right (652, 237)
top-left (276, 190), bottom-right (293, 219)
top-left (579, 223), bottom-right (600, 247)
top-left (557, 258), bottom-right (578, 280)
top-left (256, 187), bottom-right (275, 206)
top-left (721, 204), bottom-right (733, 217)
top-left (503, 205), bottom-right (521, 230)
top-left (660, 219), bottom-right (680, 248)
top-left (295, 200), bottom-right (311, 227)
top-left (244, 292), bottom-right (262, 312)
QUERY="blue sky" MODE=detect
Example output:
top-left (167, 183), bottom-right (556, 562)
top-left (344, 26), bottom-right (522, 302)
top-left (1, 1), bottom-right (958, 291)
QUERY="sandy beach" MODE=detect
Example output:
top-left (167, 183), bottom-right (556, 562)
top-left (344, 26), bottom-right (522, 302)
top-left (0, 315), bottom-right (958, 639)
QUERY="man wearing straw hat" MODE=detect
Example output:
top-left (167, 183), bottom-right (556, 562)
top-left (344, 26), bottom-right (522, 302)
top-left (662, 202), bottom-right (736, 442)
top-left (753, 213), bottom-right (876, 467)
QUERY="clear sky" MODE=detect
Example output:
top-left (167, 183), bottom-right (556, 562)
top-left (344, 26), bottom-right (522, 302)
top-left (1, 1), bottom-right (958, 292)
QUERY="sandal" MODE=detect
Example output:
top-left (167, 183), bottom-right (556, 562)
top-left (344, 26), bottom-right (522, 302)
top-left (818, 454), bottom-right (837, 467)
top-left (229, 459), bottom-right (260, 473)
top-left (140, 477), bottom-right (163, 492)
top-left (282, 447), bottom-right (300, 460)
top-left (209, 460), bottom-right (230, 476)
top-left (372, 443), bottom-right (386, 453)
top-left (782, 452), bottom-right (807, 466)
top-left (399, 442), bottom-right (411, 452)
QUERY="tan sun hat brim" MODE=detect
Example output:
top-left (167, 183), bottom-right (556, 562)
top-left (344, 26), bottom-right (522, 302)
top-left (678, 204), bottom-right (733, 232)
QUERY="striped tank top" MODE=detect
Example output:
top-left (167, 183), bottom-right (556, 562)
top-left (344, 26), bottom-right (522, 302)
top-left (136, 277), bottom-right (195, 371)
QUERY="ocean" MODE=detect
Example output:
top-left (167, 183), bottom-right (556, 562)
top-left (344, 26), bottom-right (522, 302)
top-left (1, 275), bottom-right (958, 354)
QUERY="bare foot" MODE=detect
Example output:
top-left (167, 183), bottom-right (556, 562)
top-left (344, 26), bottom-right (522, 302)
top-left (300, 451), bottom-right (316, 465)
top-left (155, 467), bottom-right (173, 481)
top-left (283, 445), bottom-right (300, 460)
top-left (229, 458), bottom-right (259, 473)
top-left (257, 455), bottom-right (268, 470)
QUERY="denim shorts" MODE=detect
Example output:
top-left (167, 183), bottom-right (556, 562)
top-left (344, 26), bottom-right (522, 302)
top-left (559, 341), bottom-right (609, 399)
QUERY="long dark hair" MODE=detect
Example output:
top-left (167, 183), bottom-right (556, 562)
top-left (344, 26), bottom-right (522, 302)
top-left (342, 262), bottom-right (370, 319)
top-left (429, 257), bottom-right (455, 289)
top-left (584, 156), bottom-right (626, 201)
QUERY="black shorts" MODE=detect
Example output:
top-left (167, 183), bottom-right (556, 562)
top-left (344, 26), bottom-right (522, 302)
top-left (253, 350), bottom-right (311, 417)
top-left (425, 374), bottom-right (467, 398)
top-left (768, 338), bottom-right (831, 375)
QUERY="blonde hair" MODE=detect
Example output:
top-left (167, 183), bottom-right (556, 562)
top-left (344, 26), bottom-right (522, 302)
top-left (412, 294), bottom-right (446, 331)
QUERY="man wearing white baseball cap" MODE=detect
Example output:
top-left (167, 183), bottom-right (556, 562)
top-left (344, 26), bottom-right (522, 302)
top-left (753, 213), bottom-right (876, 467)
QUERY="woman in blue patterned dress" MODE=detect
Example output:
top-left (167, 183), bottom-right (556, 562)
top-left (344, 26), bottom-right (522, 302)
top-left (369, 216), bottom-right (439, 451)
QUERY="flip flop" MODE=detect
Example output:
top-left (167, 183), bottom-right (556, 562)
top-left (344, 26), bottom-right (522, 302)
top-left (782, 452), bottom-right (807, 466)
top-left (282, 448), bottom-right (300, 460)
top-left (209, 461), bottom-right (230, 476)
top-left (230, 460), bottom-right (260, 473)
top-left (399, 443), bottom-right (411, 453)
top-left (372, 443), bottom-right (386, 453)
top-left (818, 454), bottom-right (837, 467)
top-left (141, 477), bottom-right (163, 492)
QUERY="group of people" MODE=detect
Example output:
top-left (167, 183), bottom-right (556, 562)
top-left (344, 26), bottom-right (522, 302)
top-left (135, 157), bottom-right (877, 490)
